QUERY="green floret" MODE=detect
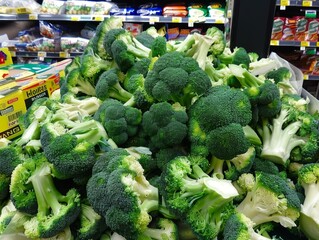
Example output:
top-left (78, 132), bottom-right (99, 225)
top-left (229, 63), bottom-right (265, 88)
top-left (105, 168), bottom-right (159, 240)
top-left (297, 163), bottom-right (319, 240)
top-left (204, 61), bottom-right (235, 86)
top-left (91, 17), bottom-right (123, 59)
top-left (139, 218), bottom-right (178, 240)
top-left (155, 147), bottom-right (186, 171)
top-left (126, 58), bottom-right (152, 79)
top-left (103, 28), bottom-right (126, 57)
top-left (252, 157), bottom-right (280, 175)
top-left (72, 203), bottom-right (108, 240)
top-left (223, 212), bottom-right (271, 240)
top-left (144, 51), bottom-right (211, 107)
top-left (237, 172), bottom-right (301, 228)
top-left (95, 68), bottom-right (132, 102)
top-left (64, 55), bottom-right (81, 76)
top-left (205, 26), bottom-right (226, 56)
top-left (60, 68), bottom-right (96, 97)
top-left (135, 31), bottom-right (155, 48)
top-left (41, 119), bottom-right (108, 179)
top-left (125, 146), bottom-right (156, 174)
top-left (19, 158), bottom-right (81, 238)
top-left (265, 67), bottom-right (292, 84)
top-left (151, 36), bottom-right (167, 57)
top-left (94, 98), bottom-right (142, 146)
top-left (80, 47), bottom-right (113, 80)
top-left (22, 97), bottom-right (52, 128)
top-left (141, 102), bottom-right (188, 150)
top-left (0, 174), bottom-right (10, 200)
top-left (160, 156), bottom-right (239, 239)
top-left (218, 47), bottom-right (251, 69)
top-left (111, 40), bottom-right (136, 73)
top-left (0, 145), bottom-right (24, 177)
top-left (248, 52), bottom-right (259, 62)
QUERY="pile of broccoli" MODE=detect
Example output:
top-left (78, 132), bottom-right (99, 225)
top-left (1, 16), bottom-right (319, 240)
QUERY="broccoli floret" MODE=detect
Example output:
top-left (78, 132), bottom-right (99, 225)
top-left (91, 17), bottom-right (123, 59)
top-left (104, 168), bottom-right (159, 240)
top-left (155, 147), bottom-right (186, 171)
top-left (144, 51), bottom-right (211, 107)
top-left (218, 47), bottom-right (251, 69)
top-left (204, 61), bottom-right (234, 86)
top-left (205, 26), bottom-right (226, 56)
top-left (72, 202), bottom-right (108, 240)
top-left (125, 146), bottom-right (156, 174)
top-left (64, 56), bottom-right (81, 76)
top-left (95, 68), bottom-right (132, 102)
top-left (41, 119), bottom-right (108, 179)
top-left (248, 58), bottom-right (279, 76)
top-left (141, 102), bottom-right (188, 150)
top-left (139, 218), bottom-right (178, 239)
top-left (126, 58), bottom-right (151, 79)
top-left (151, 36), bottom-right (167, 57)
top-left (60, 68), bottom-right (96, 97)
top-left (0, 174), bottom-right (9, 201)
top-left (252, 157), bottom-right (280, 175)
top-left (248, 52), bottom-right (259, 62)
top-left (103, 28), bottom-right (126, 57)
top-left (223, 212), bottom-right (272, 240)
top-left (135, 31), bottom-right (155, 48)
top-left (94, 99), bottom-right (142, 146)
top-left (10, 154), bottom-right (81, 238)
top-left (265, 67), bottom-right (292, 84)
top-left (161, 156), bottom-right (238, 239)
top-left (297, 163), bottom-right (319, 240)
top-left (229, 63), bottom-right (265, 88)
top-left (237, 172), bottom-right (301, 228)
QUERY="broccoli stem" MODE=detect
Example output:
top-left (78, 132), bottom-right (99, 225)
top-left (301, 184), bottom-right (319, 214)
top-left (81, 204), bottom-right (101, 223)
top-left (229, 64), bottom-right (264, 88)
top-left (243, 125), bottom-right (262, 146)
top-left (260, 109), bottom-right (306, 165)
top-left (109, 82), bottom-right (133, 102)
top-left (16, 120), bottom-right (40, 146)
top-left (175, 34), bottom-right (195, 53)
top-left (208, 156), bottom-right (224, 179)
top-left (73, 79), bottom-right (96, 96)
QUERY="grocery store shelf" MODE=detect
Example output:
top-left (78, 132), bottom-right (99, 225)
top-left (276, 0), bottom-right (319, 7)
top-left (304, 74), bottom-right (319, 80)
top-left (0, 13), bottom-right (226, 24)
top-left (270, 39), bottom-right (319, 47)
top-left (10, 51), bottom-right (83, 58)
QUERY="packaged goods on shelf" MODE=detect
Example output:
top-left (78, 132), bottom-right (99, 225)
top-left (40, 0), bottom-right (66, 14)
top-left (163, 3), bottom-right (188, 17)
top-left (136, 3), bottom-right (162, 16)
top-left (271, 17), bottom-right (285, 40)
top-left (208, 2), bottom-right (225, 18)
top-left (188, 4), bottom-right (208, 17)
top-left (65, 1), bottom-right (95, 15)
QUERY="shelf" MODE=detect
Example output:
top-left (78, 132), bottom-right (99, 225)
top-left (276, 0), bottom-right (319, 7)
top-left (0, 14), bottom-right (226, 25)
top-left (304, 74), bottom-right (319, 80)
top-left (270, 39), bottom-right (319, 48)
top-left (10, 51), bottom-right (83, 58)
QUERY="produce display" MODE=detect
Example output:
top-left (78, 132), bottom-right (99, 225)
top-left (1, 17), bottom-right (319, 240)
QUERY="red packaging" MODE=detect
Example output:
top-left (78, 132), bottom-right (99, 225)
top-left (306, 18), bottom-right (319, 42)
top-left (294, 16), bottom-right (308, 41)
top-left (271, 17), bottom-right (285, 40)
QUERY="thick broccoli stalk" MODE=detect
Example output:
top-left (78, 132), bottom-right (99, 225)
top-left (218, 47), bottom-right (251, 69)
top-left (237, 172), bottom-right (301, 228)
top-left (259, 108), bottom-right (306, 166)
top-left (95, 68), bottom-right (132, 102)
top-left (160, 156), bottom-right (239, 239)
top-left (298, 163), bottom-right (319, 240)
top-left (105, 168), bottom-right (159, 240)
top-left (223, 212), bottom-right (273, 240)
top-left (94, 98), bottom-right (142, 146)
top-left (229, 63), bottom-right (265, 88)
top-left (60, 68), bottom-right (96, 97)
top-left (9, 154), bottom-right (81, 238)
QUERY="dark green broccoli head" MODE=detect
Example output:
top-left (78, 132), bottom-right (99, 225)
top-left (135, 31), bottom-right (155, 48)
top-left (0, 174), bottom-right (10, 200)
top-left (205, 26), bottom-right (226, 56)
top-left (151, 36), bottom-right (167, 57)
top-left (0, 146), bottom-right (24, 176)
top-left (265, 67), bottom-right (292, 83)
top-left (111, 40), bottom-right (135, 73)
top-left (103, 28), bottom-right (126, 57)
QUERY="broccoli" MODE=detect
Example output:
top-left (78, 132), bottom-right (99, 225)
top-left (229, 63), bottom-right (265, 88)
top-left (135, 31), bottom-right (155, 48)
top-left (155, 147), bottom-right (186, 171)
top-left (204, 61), bottom-right (235, 86)
top-left (94, 98), bottom-right (142, 146)
top-left (141, 102), bottom-right (188, 150)
top-left (265, 67), bottom-right (292, 84)
top-left (104, 168), bottom-right (159, 240)
top-left (252, 157), bottom-right (280, 175)
top-left (0, 174), bottom-right (9, 201)
top-left (248, 52), bottom-right (259, 62)
top-left (41, 119), bottom-right (109, 179)
top-left (80, 47), bottom-right (113, 80)
top-left (103, 28), bottom-right (126, 57)
top-left (95, 68), bottom-right (132, 102)
top-left (72, 202), bottom-right (108, 240)
top-left (160, 156), bottom-right (239, 239)
top-left (218, 47), bottom-right (251, 69)
top-left (151, 36), bottom-right (167, 57)
top-left (236, 172), bottom-right (301, 228)
top-left (125, 58), bottom-right (151, 79)
top-left (64, 55), bottom-right (81, 76)
top-left (248, 57), bottom-right (279, 76)
top-left (139, 218), bottom-right (178, 240)
top-left (60, 68), bottom-right (96, 97)
top-left (297, 163), bottom-right (319, 240)
top-left (144, 51), bottom-right (211, 107)
top-left (223, 212), bottom-right (273, 240)
top-left (10, 153), bottom-right (81, 238)
top-left (91, 17), bottom-right (123, 59)
top-left (205, 26), bottom-right (226, 56)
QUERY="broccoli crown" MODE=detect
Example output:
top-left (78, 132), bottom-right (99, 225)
top-left (141, 102), bottom-right (188, 149)
top-left (0, 146), bottom-right (24, 176)
top-left (205, 26), bottom-right (226, 56)
top-left (252, 157), bottom-right (280, 175)
top-left (160, 156), bottom-right (238, 231)
top-left (298, 163), bottom-right (319, 185)
top-left (237, 171), bottom-right (301, 228)
top-left (10, 153), bottom-right (81, 238)
top-left (126, 58), bottom-right (151, 79)
top-left (64, 55), bottom-right (81, 76)
top-left (0, 174), bottom-right (10, 200)
top-left (105, 168), bottom-right (159, 240)
top-left (103, 28), bottom-right (126, 57)
top-left (95, 68), bottom-right (132, 102)
top-left (265, 67), bottom-right (292, 83)
top-left (155, 147), bottom-right (186, 171)
top-left (111, 39), bottom-right (136, 73)
top-left (94, 98), bottom-right (142, 146)
top-left (144, 51), bottom-right (211, 107)
top-left (135, 31), bottom-right (155, 48)
top-left (151, 36), bottom-right (167, 57)
top-left (139, 217), bottom-right (178, 240)
top-left (218, 47), bottom-right (251, 69)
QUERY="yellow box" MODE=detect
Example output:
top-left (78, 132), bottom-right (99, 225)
top-left (0, 48), bottom-right (13, 67)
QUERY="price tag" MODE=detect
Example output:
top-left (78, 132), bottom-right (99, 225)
top-left (270, 40), bottom-right (279, 46)
top-left (29, 14), bottom-right (38, 20)
top-left (70, 15), bottom-right (80, 21)
top-left (303, 1), bottom-right (312, 6)
top-left (301, 41), bottom-right (310, 47)
top-left (59, 52), bottom-right (69, 58)
top-left (188, 18), bottom-right (194, 27)
top-left (16, 8), bottom-right (28, 14)
top-left (149, 17), bottom-right (159, 24)
top-left (92, 15), bottom-right (104, 21)
top-left (37, 52), bottom-right (47, 58)
top-left (280, 0), bottom-right (289, 6)
top-left (303, 74), bottom-right (309, 80)
top-left (172, 17), bottom-right (182, 23)
top-left (215, 18), bottom-right (225, 24)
